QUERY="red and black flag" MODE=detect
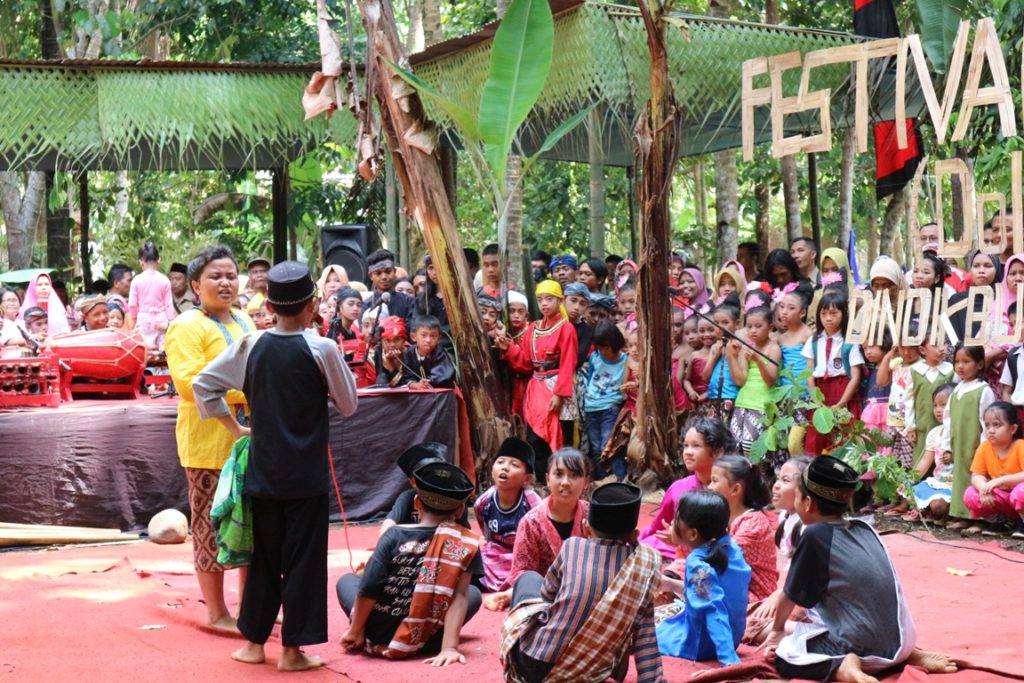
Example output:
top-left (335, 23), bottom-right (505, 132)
top-left (854, 0), bottom-right (923, 199)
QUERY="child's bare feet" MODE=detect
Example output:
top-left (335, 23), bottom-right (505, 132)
top-left (278, 647), bottom-right (325, 672)
top-left (205, 614), bottom-right (240, 636)
top-left (835, 653), bottom-right (879, 683)
top-left (231, 642), bottom-right (266, 664)
top-left (907, 648), bottom-right (958, 674)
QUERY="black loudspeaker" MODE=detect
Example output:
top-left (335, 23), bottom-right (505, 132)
top-left (322, 224), bottom-right (369, 283)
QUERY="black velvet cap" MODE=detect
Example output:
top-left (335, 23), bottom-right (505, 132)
top-left (413, 462), bottom-right (474, 511)
top-left (497, 437), bottom-right (535, 473)
top-left (266, 261), bottom-right (315, 306)
top-left (169, 262), bottom-right (188, 275)
top-left (397, 442), bottom-right (449, 477)
top-left (588, 482), bottom-right (642, 535)
top-left (803, 455), bottom-right (859, 504)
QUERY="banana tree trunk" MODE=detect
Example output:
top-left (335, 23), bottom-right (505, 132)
top-left (501, 156), bottom-right (526, 291)
top-left (632, 0), bottom-right (679, 488)
top-left (355, 0), bottom-right (511, 481)
top-left (754, 180), bottom-right (771, 261)
top-left (880, 187), bottom-right (908, 256)
top-left (781, 154), bottom-right (803, 240)
top-left (715, 151), bottom-right (739, 267)
top-left (589, 106), bottom-right (606, 258)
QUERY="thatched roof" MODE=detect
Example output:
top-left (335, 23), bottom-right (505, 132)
top-left (0, 59), bottom-right (354, 172)
top-left (414, 0), bottom-right (921, 165)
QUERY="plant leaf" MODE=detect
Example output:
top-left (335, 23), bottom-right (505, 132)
top-left (749, 434), bottom-right (768, 464)
top-left (478, 0), bottom-right (554, 183)
top-left (385, 61), bottom-right (480, 141)
top-left (531, 104), bottom-right (597, 158)
top-left (915, 0), bottom-right (968, 75)
top-left (812, 407), bottom-right (835, 434)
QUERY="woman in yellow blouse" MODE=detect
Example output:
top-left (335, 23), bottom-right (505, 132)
top-left (165, 244), bottom-right (254, 633)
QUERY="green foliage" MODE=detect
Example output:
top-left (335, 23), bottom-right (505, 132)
top-left (915, 0), bottom-right (969, 74)
top-left (478, 0), bottom-right (553, 186)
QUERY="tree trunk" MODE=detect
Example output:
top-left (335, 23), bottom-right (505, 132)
top-left (422, 0), bottom-right (441, 47)
top-left (632, 0), bottom-right (679, 488)
top-left (867, 213), bottom-right (878, 263)
top-left (694, 160), bottom-right (707, 231)
top-left (351, 0), bottom-right (510, 482)
top-left (764, 0), bottom-right (779, 23)
top-left (837, 127), bottom-right (855, 249)
top-left (754, 180), bottom-right (771, 262)
top-left (781, 154), bottom-right (802, 240)
top-left (714, 151), bottom-right (739, 267)
top-left (0, 172), bottom-right (46, 270)
top-left (502, 156), bottom-right (525, 291)
top-left (879, 187), bottom-right (908, 256)
top-left (588, 107), bottom-right (606, 259)
top-left (405, 0), bottom-right (424, 52)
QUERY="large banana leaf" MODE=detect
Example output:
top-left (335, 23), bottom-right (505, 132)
top-left (916, 0), bottom-right (968, 75)
top-left (478, 0), bottom-right (554, 186)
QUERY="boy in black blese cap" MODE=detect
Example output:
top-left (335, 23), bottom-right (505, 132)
top-left (473, 437), bottom-right (542, 592)
top-left (378, 442), bottom-right (464, 539)
top-left (501, 482), bottom-right (664, 682)
top-left (193, 261), bottom-right (358, 671)
top-left (338, 462), bottom-right (484, 666)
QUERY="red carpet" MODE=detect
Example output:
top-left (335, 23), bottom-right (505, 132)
top-left (1, 515), bottom-right (1023, 682)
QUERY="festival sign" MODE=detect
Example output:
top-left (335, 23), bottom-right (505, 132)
top-left (741, 18), bottom-right (1024, 346)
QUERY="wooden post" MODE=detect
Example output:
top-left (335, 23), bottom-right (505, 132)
top-left (385, 159), bottom-right (399, 253)
top-left (632, 0), bottom-right (680, 486)
top-left (77, 172), bottom-right (91, 289)
top-left (808, 152), bottom-right (821, 249)
top-left (271, 166), bottom-right (288, 264)
top-left (353, 0), bottom-right (510, 479)
top-left (588, 106), bottom-right (606, 258)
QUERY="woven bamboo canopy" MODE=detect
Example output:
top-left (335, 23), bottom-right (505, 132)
top-left (0, 59), bottom-right (354, 172)
top-left (413, 0), bottom-right (922, 166)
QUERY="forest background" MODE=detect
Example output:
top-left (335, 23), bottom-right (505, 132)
top-left (0, 0), bottom-right (1021, 282)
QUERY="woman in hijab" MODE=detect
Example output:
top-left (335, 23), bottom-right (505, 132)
top-left (820, 247), bottom-right (855, 291)
top-left (948, 251), bottom-right (1007, 392)
top-left (678, 267), bottom-right (710, 310)
top-left (18, 273), bottom-right (70, 335)
top-left (713, 263), bottom-right (747, 307)
top-left (316, 265), bottom-right (349, 301)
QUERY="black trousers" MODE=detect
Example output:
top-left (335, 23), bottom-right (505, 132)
top-left (238, 495), bottom-right (329, 647)
top-left (774, 632), bottom-right (849, 681)
top-left (526, 425), bottom-right (553, 479)
top-left (335, 572), bottom-right (482, 654)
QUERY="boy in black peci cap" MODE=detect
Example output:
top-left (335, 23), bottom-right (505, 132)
top-left (765, 456), bottom-right (957, 682)
top-left (193, 260), bottom-right (358, 671)
top-left (378, 442), bottom-right (468, 539)
top-left (501, 482), bottom-right (663, 683)
top-left (338, 462), bottom-right (484, 666)
top-left (473, 437), bottom-right (542, 592)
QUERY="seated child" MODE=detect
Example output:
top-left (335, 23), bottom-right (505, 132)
top-left (401, 315), bottom-right (455, 389)
top-left (911, 383), bottom-right (955, 523)
top-left (656, 490), bottom-right (750, 665)
top-left (338, 462), bottom-right (483, 665)
top-left (484, 448), bottom-right (592, 611)
top-left (473, 437), bottom-right (541, 592)
top-left (640, 417), bottom-right (736, 560)
top-left (501, 483), bottom-right (663, 683)
top-left (375, 316), bottom-right (408, 387)
top-left (962, 401), bottom-right (1024, 537)
top-left (766, 456), bottom-right (956, 681)
top-left (380, 442), bottom-right (464, 538)
top-left (705, 455), bottom-right (778, 603)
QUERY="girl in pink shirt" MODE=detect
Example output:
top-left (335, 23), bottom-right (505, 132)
top-left (127, 240), bottom-right (176, 350)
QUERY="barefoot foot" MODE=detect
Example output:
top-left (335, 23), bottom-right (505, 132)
top-left (278, 647), bottom-right (325, 672)
top-left (204, 614), bottom-right (241, 636)
top-left (231, 642), bottom-right (266, 664)
top-left (907, 648), bottom-right (958, 674)
top-left (835, 653), bottom-right (880, 683)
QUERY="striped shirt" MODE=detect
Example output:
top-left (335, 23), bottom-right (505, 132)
top-left (519, 537), bottom-right (662, 683)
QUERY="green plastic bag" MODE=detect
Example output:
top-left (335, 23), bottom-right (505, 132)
top-left (210, 436), bottom-right (252, 567)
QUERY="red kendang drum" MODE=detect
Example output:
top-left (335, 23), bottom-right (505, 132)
top-left (50, 328), bottom-right (147, 380)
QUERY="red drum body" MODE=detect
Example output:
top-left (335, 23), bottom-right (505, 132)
top-left (50, 328), bottom-right (147, 380)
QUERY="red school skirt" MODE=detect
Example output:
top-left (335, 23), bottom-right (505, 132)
top-left (804, 374), bottom-right (861, 455)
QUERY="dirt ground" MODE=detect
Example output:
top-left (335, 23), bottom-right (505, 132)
top-left (873, 514), bottom-right (1024, 553)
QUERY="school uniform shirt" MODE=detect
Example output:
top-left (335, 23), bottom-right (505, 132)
top-left (940, 379), bottom-right (994, 452)
top-left (473, 486), bottom-right (542, 592)
top-left (359, 525), bottom-right (484, 646)
top-left (904, 359), bottom-right (954, 431)
top-left (192, 328), bottom-right (358, 498)
top-left (887, 358), bottom-right (911, 429)
top-left (583, 350), bottom-right (628, 413)
top-left (0, 317), bottom-right (27, 346)
top-left (800, 333), bottom-right (864, 378)
top-left (999, 345), bottom-right (1024, 405)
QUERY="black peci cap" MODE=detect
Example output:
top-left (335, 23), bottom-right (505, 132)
top-left (413, 462), bottom-right (474, 511)
top-left (396, 442), bottom-right (449, 477)
top-left (496, 437), bottom-right (535, 473)
top-left (588, 482), bottom-right (642, 535)
top-left (266, 261), bottom-right (315, 306)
